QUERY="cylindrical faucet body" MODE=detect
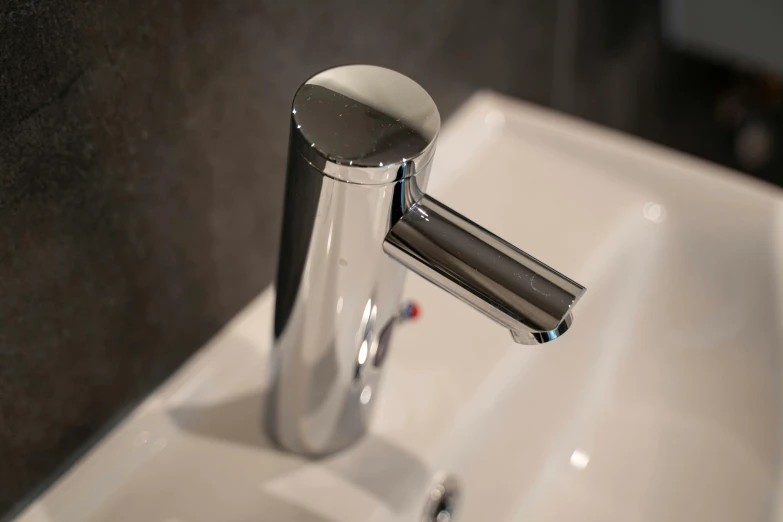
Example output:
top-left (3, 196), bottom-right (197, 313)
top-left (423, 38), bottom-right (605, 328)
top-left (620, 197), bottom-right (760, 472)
top-left (268, 65), bottom-right (584, 456)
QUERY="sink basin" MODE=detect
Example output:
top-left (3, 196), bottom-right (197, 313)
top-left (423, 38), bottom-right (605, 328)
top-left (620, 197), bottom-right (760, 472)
top-left (13, 92), bottom-right (783, 522)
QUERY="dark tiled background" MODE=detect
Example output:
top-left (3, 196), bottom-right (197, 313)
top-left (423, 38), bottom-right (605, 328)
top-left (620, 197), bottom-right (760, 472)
top-left (1, 0), bottom-right (781, 516)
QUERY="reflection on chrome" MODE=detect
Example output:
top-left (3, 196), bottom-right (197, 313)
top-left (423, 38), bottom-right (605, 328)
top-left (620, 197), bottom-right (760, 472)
top-left (423, 474), bottom-right (460, 522)
top-left (360, 386), bottom-right (372, 405)
top-left (267, 65), bottom-right (586, 456)
top-left (357, 341), bottom-right (369, 365)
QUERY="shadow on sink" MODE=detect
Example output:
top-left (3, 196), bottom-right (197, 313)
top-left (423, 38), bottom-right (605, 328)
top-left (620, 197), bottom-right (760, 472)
top-left (168, 386), bottom-right (431, 515)
top-left (169, 391), bottom-right (276, 451)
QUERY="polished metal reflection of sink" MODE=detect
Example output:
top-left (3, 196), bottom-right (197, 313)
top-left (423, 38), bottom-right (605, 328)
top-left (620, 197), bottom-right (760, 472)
top-left (13, 92), bottom-right (783, 522)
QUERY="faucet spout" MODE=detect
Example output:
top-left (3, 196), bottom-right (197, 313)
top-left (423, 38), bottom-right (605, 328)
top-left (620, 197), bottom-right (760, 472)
top-left (384, 194), bottom-right (585, 345)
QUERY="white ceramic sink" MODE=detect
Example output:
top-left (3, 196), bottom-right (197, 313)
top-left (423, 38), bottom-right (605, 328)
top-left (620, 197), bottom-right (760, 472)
top-left (14, 92), bottom-right (783, 522)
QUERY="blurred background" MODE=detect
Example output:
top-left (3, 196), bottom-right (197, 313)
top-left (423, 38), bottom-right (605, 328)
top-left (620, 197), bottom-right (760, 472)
top-left (1, 0), bottom-right (781, 517)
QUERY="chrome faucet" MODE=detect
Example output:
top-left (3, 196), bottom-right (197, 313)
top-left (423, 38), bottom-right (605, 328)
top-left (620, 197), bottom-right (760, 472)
top-left (267, 65), bottom-right (585, 456)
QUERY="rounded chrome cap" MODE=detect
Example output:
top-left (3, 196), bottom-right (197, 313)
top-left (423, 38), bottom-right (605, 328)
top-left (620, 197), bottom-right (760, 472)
top-left (291, 65), bottom-right (440, 184)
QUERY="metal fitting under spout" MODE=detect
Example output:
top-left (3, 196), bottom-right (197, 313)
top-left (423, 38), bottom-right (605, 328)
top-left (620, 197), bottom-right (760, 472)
top-left (268, 65), bottom-right (586, 456)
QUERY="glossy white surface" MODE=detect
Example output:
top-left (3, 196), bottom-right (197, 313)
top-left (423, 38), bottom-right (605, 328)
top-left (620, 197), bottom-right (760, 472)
top-left (14, 92), bottom-right (783, 522)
